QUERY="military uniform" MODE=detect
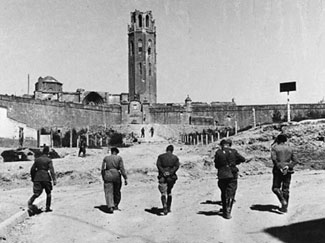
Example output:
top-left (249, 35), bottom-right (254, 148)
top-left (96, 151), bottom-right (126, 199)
top-left (101, 154), bottom-right (127, 212)
top-left (28, 152), bottom-right (56, 212)
top-left (271, 142), bottom-right (298, 212)
top-left (214, 144), bottom-right (245, 219)
top-left (156, 149), bottom-right (180, 215)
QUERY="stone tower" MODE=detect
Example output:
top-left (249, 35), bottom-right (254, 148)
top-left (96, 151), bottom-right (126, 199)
top-left (128, 10), bottom-right (157, 104)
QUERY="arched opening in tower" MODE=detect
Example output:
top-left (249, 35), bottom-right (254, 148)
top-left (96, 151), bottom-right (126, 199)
top-left (146, 15), bottom-right (149, 27)
top-left (138, 15), bottom-right (142, 27)
top-left (82, 92), bottom-right (104, 105)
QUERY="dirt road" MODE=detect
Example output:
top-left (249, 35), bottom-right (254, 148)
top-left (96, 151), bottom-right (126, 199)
top-left (5, 170), bottom-right (325, 243)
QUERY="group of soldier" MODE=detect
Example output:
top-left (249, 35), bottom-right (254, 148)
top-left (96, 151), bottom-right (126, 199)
top-left (27, 133), bottom-right (297, 220)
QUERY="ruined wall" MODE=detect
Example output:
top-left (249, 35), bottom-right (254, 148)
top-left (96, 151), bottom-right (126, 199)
top-left (0, 95), bottom-right (121, 130)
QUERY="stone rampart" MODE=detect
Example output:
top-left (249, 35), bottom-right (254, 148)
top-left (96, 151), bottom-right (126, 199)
top-left (1, 94), bottom-right (325, 131)
top-left (0, 94), bottom-right (121, 129)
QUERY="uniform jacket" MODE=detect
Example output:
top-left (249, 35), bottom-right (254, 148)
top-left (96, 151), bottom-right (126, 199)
top-left (30, 154), bottom-right (56, 182)
top-left (271, 143), bottom-right (298, 172)
top-left (156, 152), bottom-right (180, 179)
top-left (101, 154), bottom-right (127, 182)
top-left (214, 147), bottom-right (246, 179)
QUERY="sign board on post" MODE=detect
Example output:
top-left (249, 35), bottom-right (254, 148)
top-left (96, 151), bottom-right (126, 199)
top-left (280, 82), bottom-right (296, 92)
top-left (279, 81), bottom-right (297, 123)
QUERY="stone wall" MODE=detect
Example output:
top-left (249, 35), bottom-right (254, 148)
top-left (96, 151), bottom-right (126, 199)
top-left (0, 95), bottom-right (121, 130)
top-left (149, 103), bottom-right (325, 129)
top-left (1, 94), bottom-right (325, 133)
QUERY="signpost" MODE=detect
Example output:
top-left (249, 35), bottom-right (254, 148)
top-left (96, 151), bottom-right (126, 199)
top-left (280, 81), bottom-right (296, 122)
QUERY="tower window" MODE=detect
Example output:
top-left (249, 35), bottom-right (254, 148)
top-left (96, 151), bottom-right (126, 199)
top-left (138, 39), bottom-right (142, 54)
top-left (149, 63), bottom-right (152, 76)
top-left (148, 39), bottom-right (152, 55)
top-left (138, 15), bottom-right (142, 27)
top-left (146, 15), bottom-right (149, 27)
top-left (138, 63), bottom-right (142, 75)
top-left (130, 41), bottom-right (134, 56)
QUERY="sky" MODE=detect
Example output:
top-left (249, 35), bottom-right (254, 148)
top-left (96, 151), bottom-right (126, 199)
top-left (1, 0), bottom-right (325, 105)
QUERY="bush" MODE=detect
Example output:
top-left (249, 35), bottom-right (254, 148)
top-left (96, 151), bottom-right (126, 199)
top-left (109, 132), bottom-right (124, 146)
top-left (272, 109), bottom-right (282, 123)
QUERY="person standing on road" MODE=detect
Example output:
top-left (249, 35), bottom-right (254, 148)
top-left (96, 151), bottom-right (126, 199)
top-left (214, 139), bottom-right (245, 219)
top-left (271, 134), bottom-right (298, 213)
top-left (150, 127), bottom-right (154, 137)
top-left (78, 135), bottom-right (87, 157)
top-left (156, 145), bottom-right (180, 215)
top-left (28, 146), bottom-right (56, 213)
top-left (101, 147), bottom-right (128, 214)
top-left (141, 127), bottom-right (145, 138)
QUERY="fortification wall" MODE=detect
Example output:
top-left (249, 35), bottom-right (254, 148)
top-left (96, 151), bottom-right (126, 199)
top-left (1, 94), bottom-right (325, 131)
top-left (0, 95), bottom-right (121, 129)
top-left (150, 103), bottom-right (325, 129)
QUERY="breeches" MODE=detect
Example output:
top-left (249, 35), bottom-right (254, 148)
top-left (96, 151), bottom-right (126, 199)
top-left (104, 180), bottom-right (122, 208)
top-left (218, 178), bottom-right (238, 200)
top-left (158, 180), bottom-right (175, 196)
top-left (33, 181), bottom-right (52, 196)
top-left (272, 172), bottom-right (291, 197)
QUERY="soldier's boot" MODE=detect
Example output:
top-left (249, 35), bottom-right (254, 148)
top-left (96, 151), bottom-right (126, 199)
top-left (273, 188), bottom-right (287, 210)
top-left (220, 196), bottom-right (227, 214)
top-left (281, 194), bottom-right (289, 213)
top-left (45, 193), bottom-right (52, 212)
top-left (27, 194), bottom-right (39, 209)
top-left (224, 198), bottom-right (234, 219)
top-left (167, 195), bottom-right (172, 213)
top-left (161, 195), bottom-right (168, 215)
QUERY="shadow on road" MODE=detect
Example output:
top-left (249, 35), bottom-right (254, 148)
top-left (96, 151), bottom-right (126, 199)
top-left (265, 218), bottom-right (325, 243)
top-left (197, 210), bottom-right (223, 216)
top-left (200, 200), bottom-right (222, 205)
top-left (94, 205), bottom-right (111, 214)
top-left (144, 207), bottom-right (165, 216)
top-left (250, 204), bottom-right (283, 214)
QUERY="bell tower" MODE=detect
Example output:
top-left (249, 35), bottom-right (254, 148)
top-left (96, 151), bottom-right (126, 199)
top-left (128, 10), bottom-right (157, 104)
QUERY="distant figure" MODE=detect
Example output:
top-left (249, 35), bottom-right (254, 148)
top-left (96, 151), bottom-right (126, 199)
top-left (156, 145), bottom-right (180, 215)
top-left (101, 147), bottom-right (128, 213)
top-left (141, 127), bottom-right (145, 138)
top-left (150, 127), bottom-right (154, 137)
top-left (28, 146), bottom-right (56, 213)
top-left (19, 127), bottom-right (24, 148)
top-left (214, 139), bottom-right (245, 219)
top-left (271, 134), bottom-right (298, 213)
top-left (78, 136), bottom-right (87, 157)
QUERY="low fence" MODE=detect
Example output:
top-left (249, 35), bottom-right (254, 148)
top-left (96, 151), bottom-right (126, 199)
top-left (180, 129), bottom-right (235, 145)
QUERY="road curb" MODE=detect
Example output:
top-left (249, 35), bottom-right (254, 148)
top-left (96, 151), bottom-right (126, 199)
top-left (0, 200), bottom-right (44, 239)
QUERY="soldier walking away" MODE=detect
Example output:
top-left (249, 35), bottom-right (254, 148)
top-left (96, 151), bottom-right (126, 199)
top-left (101, 147), bottom-right (128, 214)
top-left (78, 135), bottom-right (87, 157)
top-left (28, 146), bottom-right (56, 214)
top-left (156, 145), bottom-right (180, 215)
top-left (271, 134), bottom-right (298, 213)
top-left (150, 127), bottom-right (154, 137)
top-left (141, 127), bottom-right (145, 138)
top-left (214, 139), bottom-right (245, 219)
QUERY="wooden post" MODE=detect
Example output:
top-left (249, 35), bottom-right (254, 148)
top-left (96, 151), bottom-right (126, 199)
top-left (70, 128), bottom-right (73, 148)
top-left (235, 121), bottom-right (238, 135)
top-left (252, 108), bottom-right (256, 128)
